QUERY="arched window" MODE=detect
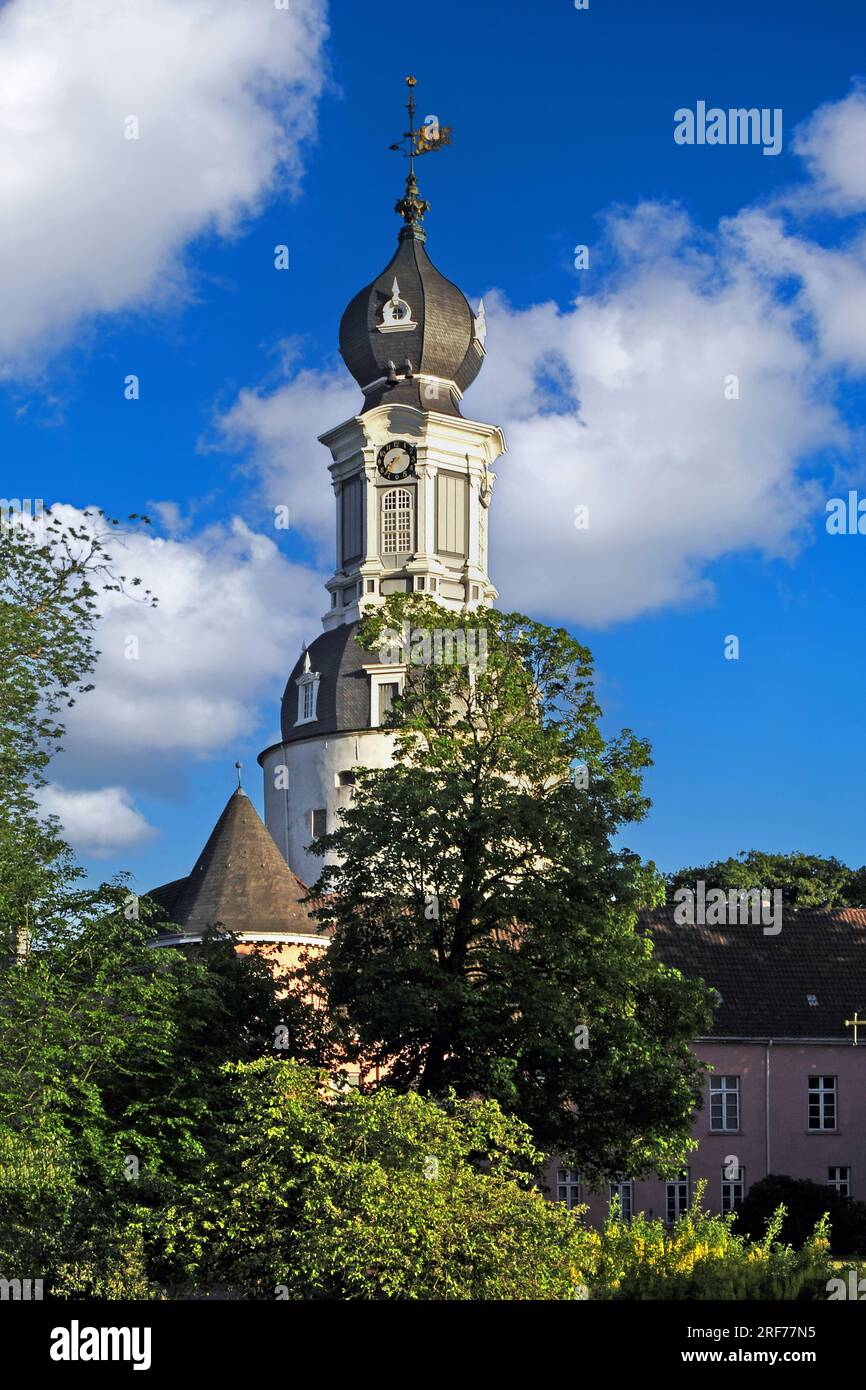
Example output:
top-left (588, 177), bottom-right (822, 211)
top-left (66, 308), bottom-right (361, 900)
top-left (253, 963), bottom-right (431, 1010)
top-left (381, 487), bottom-right (413, 554)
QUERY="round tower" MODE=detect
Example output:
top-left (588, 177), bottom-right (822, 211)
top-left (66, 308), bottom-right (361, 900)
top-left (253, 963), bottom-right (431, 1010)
top-left (259, 78), bottom-right (506, 884)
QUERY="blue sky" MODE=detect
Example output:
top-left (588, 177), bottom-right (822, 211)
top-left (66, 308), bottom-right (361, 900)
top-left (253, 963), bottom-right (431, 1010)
top-left (3, 0), bottom-right (866, 890)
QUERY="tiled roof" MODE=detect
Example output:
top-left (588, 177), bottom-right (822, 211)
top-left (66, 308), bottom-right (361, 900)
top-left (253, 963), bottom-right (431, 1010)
top-left (642, 905), bottom-right (866, 1039)
top-left (339, 225), bottom-right (484, 416)
top-left (277, 622), bottom-right (373, 746)
top-left (146, 789), bottom-right (319, 938)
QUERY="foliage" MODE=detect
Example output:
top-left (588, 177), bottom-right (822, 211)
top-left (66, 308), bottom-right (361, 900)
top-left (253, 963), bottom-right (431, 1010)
top-left (305, 595), bottom-right (712, 1179)
top-left (580, 1184), bottom-right (832, 1300)
top-left (736, 1174), bottom-right (866, 1256)
top-left (160, 1058), bottom-right (589, 1300)
top-left (0, 1130), bottom-right (155, 1299)
top-left (667, 850), bottom-right (866, 909)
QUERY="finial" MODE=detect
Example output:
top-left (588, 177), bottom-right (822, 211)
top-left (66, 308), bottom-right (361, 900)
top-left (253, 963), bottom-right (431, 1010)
top-left (235, 760), bottom-right (243, 791)
top-left (389, 75), bottom-right (451, 238)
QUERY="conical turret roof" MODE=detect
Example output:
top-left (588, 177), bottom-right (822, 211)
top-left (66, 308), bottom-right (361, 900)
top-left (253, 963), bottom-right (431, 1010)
top-left (147, 789), bottom-right (317, 937)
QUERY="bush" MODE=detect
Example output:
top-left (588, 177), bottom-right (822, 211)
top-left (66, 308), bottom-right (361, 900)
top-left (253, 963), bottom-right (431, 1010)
top-left (578, 1184), bottom-right (832, 1300)
top-left (160, 1059), bottom-right (588, 1300)
top-left (736, 1175), bottom-right (866, 1255)
top-left (0, 1130), bottom-right (156, 1299)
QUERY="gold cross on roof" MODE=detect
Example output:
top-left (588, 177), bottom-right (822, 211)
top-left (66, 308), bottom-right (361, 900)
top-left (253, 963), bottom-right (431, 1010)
top-left (844, 1011), bottom-right (864, 1045)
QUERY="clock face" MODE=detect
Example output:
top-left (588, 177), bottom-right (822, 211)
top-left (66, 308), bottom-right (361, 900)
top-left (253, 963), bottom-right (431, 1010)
top-left (377, 440), bottom-right (417, 480)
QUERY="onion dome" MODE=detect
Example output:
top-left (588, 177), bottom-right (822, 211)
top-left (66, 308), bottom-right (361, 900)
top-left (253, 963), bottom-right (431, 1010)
top-left (339, 163), bottom-right (486, 416)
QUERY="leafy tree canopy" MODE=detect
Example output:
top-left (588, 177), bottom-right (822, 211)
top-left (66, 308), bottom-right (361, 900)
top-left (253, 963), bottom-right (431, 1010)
top-left (305, 596), bottom-right (713, 1180)
top-left (667, 850), bottom-right (866, 909)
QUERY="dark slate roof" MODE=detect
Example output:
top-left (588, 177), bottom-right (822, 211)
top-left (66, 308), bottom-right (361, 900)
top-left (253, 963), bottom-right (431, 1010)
top-left (279, 623), bottom-right (373, 745)
top-left (146, 789), bottom-right (318, 937)
top-left (339, 226), bottom-right (484, 417)
top-left (643, 905), bottom-right (866, 1039)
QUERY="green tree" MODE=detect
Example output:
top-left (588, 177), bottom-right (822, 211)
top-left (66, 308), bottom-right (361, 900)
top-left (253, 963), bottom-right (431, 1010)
top-left (162, 1058), bottom-right (589, 1300)
top-left (306, 596), bottom-right (712, 1181)
top-left (666, 851), bottom-right (866, 909)
top-left (0, 507), bottom-right (291, 1293)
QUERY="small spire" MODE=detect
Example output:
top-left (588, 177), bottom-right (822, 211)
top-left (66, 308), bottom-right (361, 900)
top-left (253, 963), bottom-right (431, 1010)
top-left (235, 760), bottom-right (243, 792)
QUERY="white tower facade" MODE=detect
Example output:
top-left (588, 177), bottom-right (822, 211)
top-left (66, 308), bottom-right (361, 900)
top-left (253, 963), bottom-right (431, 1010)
top-left (259, 190), bottom-right (505, 884)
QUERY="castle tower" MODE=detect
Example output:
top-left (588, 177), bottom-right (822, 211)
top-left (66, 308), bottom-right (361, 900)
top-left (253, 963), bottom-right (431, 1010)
top-left (258, 79), bottom-right (506, 883)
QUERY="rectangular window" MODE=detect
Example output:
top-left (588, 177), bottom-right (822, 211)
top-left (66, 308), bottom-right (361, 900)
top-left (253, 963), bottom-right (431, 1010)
top-left (828, 1166), bottom-right (851, 1198)
top-left (666, 1170), bottom-right (689, 1225)
top-left (341, 475), bottom-right (363, 564)
top-left (721, 1165), bottom-right (745, 1213)
top-left (311, 808), bottom-right (326, 839)
top-left (556, 1169), bottom-right (581, 1210)
top-left (808, 1076), bottom-right (837, 1131)
top-left (382, 487), bottom-right (413, 554)
top-left (609, 1180), bottom-right (633, 1221)
top-left (378, 681), bottom-right (399, 722)
top-left (303, 682), bottom-right (315, 720)
top-left (710, 1075), bottom-right (740, 1132)
top-left (436, 471), bottom-right (467, 556)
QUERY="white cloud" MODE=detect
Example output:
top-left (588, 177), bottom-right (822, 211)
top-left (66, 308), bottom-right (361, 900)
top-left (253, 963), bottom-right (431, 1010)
top-left (38, 783), bottom-right (156, 857)
top-left (49, 505), bottom-right (325, 783)
top-left (468, 223), bottom-right (842, 625)
top-left (218, 202), bottom-right (844, 627)
top-left (0, 0), bottom-right (327, 374)
top-left (211, 360), bottom-right (359, 551)
top-left (791, 86), bottom-right (866, 212)
top-left (213, 85), bottom-right (866, 628)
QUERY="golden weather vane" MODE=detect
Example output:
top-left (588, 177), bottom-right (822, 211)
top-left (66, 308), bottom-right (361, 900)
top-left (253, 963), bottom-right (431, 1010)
top-left (389, 75), bottom-right (452, 230)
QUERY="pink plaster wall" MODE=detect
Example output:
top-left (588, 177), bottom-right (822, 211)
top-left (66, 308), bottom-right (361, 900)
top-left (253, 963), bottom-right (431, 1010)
top-left (547, 1040), bottom-right (866, 1223)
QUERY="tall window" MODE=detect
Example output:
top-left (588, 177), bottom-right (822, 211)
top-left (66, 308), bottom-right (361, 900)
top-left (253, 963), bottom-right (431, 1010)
top-left (808, 1076), bottom-right (837, 1131)
top-left (311, 808), bottom-right (326, 839)
top-left (710, 1075), bottom-right (740, 1132)
top-left (378, 681), bottom-right (399, 722)
top-left (556, 1169), bottom-right (582, 1210)
top-left (828, 1166), bottom-right (851, 1198)
top-left (609, 1180), bottom-right (633, 1221)
top-left (666, 1170), bottom-right (689, 1225)
top-left (382, 487), bottom-right (412, 554)
top-left (721, 1165), bottom-right (745, 1213)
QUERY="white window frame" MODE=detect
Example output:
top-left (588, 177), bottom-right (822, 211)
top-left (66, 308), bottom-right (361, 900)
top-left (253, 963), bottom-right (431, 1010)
top-left (366, 663), bottom-right (405, 728)
top-left (294, 654), bottom-right (320, 727)
top-left (556, 1169), bottom-right (582, 1210)
top-left (609, 1179), bottom-right (633, 1222)
top-left (666, 1170), bottom-right (689, 1225)
top-left (721, 1165), bottom-right (745, 1213)
top-left (808, 1075), bottom-right (837, 1131)
top-left (710, 1075), bottom-right (741, 1132)
top-left (828, 1166), bottom-right (851, 1198)
top-left (381, 486), bottom-right (413, 555)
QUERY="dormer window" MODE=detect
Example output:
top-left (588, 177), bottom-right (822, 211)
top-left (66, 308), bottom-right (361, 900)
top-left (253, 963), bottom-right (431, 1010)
top-left (295, 650), bottom-right (320, 726)
top-left (378, 277), bottom-right (416, 333)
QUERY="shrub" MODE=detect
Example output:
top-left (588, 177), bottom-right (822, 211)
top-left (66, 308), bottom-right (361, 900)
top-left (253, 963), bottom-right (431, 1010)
top-left (161, 1059), bottom-right (588, 1300)
top-left (0, 1130), bottom-right (156, 1299)
top-left (579, 1183), bottom-right (832, 1300)
top-left (736, 1175), bottom-right (866, 1255)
